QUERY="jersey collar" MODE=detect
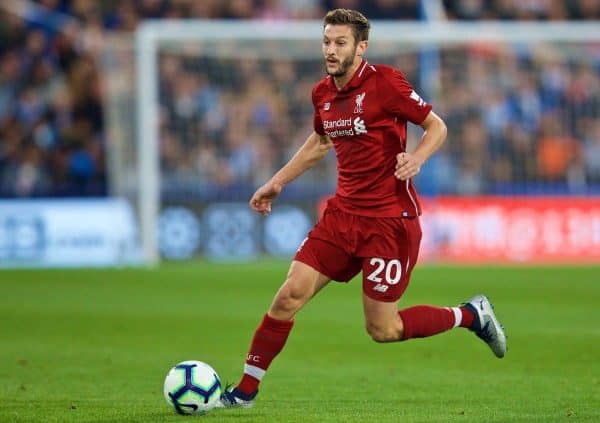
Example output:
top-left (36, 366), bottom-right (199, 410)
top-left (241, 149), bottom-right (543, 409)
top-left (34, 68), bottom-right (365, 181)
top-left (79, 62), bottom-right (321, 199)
top-left (328, 59), bottom-right (370, 93)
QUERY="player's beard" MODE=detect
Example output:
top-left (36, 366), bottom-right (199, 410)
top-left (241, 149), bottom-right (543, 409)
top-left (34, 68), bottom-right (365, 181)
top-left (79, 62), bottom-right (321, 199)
top-left (326, 47), bottom-right (357, 77)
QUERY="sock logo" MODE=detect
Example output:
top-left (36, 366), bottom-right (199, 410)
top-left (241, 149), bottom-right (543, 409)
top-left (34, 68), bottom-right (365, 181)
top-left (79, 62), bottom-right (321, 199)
top-left (247, 354), bottom-right (261, 363)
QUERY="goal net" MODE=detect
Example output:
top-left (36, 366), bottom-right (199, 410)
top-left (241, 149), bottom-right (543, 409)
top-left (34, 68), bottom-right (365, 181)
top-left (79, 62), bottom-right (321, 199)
top-left (102, 21), bottom-right (600, 264)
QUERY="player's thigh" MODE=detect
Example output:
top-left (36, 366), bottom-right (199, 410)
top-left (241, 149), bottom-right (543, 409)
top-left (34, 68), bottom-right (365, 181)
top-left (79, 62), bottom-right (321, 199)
top-left (295, 235), bottom-right (362, 284)
top-left (284, 259), bottom-right (332, 299)
top-left (268, 260), bottom-right (331, 320)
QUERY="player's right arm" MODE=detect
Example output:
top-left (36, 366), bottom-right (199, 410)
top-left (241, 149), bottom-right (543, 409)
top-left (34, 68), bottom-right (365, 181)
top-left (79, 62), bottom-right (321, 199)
top-left (249, 131), bottom-right (333, 216)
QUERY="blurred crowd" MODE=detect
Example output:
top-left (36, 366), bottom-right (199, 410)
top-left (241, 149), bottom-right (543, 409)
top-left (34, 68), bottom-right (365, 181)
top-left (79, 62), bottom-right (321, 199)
top-left (0, 0), bottom-right (599, 198)
top-left (433, 46), bottom-right (600, 194)
top-left (157, 45), bottom-right (600, 197)
top-left (0, 3), bottom-right (106, 197)
top-left (443, 0), bottom-right (600, 20)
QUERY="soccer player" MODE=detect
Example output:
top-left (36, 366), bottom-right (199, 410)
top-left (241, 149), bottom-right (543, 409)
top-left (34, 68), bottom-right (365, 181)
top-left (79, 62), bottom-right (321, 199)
top-left (219, 8), bottom-right (506, 408)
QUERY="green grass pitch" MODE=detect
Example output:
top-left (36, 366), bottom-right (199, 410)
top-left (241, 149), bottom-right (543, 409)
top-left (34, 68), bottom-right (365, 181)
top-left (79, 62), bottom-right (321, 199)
top-left (0, 262), bottom-right (598, 422)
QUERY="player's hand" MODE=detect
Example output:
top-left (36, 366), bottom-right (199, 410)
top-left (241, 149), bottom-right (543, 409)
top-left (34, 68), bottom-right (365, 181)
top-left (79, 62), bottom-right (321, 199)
top-left (249, 180), bottom-right (283, 216)
top-left (394, 152), bottom-right (422, 180)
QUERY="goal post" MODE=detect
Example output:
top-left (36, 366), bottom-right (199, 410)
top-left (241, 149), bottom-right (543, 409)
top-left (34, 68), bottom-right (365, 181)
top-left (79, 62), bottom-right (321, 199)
top-left (125, 20), bottom-right (600, 264)
top-left (136, 25), bottom-right (160, 265)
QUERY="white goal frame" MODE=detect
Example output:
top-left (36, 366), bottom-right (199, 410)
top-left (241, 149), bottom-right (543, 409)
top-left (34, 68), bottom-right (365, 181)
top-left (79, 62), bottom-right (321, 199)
top-left (135, 20), bottom-right (600, 264)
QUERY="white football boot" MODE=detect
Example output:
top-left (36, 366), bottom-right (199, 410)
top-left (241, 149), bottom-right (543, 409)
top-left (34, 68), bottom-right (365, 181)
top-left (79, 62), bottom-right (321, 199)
top-left (463, 294), bottom-right (507, 358)
top-left (216, 386), bottom-right (256, 408)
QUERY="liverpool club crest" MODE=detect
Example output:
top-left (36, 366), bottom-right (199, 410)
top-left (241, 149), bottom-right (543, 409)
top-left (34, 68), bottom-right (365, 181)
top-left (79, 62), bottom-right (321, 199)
top-left (354, 92), bottom-right (365, 114)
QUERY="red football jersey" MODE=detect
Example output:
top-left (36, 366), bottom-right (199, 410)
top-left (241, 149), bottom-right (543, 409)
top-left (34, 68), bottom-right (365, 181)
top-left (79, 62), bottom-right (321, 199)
top-left (312, 60), bottom-right (432, 217)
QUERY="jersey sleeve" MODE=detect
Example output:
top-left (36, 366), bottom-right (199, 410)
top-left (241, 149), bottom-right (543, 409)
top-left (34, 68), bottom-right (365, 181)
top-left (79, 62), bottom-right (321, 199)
top-left (380, 68), bottom-right (432, 125)
top-left (312, 85), bottom-right (325, 135)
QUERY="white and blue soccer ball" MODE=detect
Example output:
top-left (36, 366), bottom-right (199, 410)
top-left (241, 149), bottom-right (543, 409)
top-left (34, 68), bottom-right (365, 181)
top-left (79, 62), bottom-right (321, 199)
top-left (163, 360), bottom-right (222, 415)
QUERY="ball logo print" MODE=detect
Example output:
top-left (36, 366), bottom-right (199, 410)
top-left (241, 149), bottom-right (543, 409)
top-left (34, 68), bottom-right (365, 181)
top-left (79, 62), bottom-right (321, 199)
top-left (163, 361), bottom-right (222, 415)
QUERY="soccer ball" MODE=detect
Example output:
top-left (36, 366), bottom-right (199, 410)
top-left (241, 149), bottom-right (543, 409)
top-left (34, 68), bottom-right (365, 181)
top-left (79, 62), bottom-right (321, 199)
top-left (163, 360), bottom-right (222, 415)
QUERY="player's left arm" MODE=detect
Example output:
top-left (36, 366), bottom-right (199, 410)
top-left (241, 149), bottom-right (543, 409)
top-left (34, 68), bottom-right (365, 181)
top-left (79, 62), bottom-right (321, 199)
top-left (394, 110), bottom-right (447, 181)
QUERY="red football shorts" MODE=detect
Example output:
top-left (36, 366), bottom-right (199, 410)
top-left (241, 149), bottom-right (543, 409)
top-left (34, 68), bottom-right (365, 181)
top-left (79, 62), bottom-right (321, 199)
top-left (294, 206), bottom-right (422, 302)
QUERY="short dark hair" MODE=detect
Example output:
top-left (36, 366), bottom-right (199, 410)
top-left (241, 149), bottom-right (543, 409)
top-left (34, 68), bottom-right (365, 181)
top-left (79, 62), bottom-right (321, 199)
top-left (323, 9), bottom-right (370, 43)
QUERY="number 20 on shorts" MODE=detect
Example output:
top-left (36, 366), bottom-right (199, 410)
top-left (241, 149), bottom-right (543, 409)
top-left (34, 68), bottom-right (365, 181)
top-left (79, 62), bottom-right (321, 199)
top-left (366, 258), bottom-right (402, 293)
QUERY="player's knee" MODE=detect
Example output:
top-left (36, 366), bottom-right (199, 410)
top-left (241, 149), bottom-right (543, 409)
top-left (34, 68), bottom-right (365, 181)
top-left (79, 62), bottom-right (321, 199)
top-left (365, 321), bottom-right (402, 343)
top-left (271, 282), bottom-right (309, 316)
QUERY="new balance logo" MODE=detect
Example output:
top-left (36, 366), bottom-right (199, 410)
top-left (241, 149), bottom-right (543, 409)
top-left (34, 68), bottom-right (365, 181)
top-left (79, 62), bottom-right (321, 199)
top-left (323, 102), bottom-right (330, 111)
top-left (373, 283), bottom-right (388, 293)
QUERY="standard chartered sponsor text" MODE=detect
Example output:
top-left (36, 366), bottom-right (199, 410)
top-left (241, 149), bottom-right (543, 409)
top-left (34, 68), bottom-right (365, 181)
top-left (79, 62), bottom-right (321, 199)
top-left (323, 116), bottom-right (367, 138)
